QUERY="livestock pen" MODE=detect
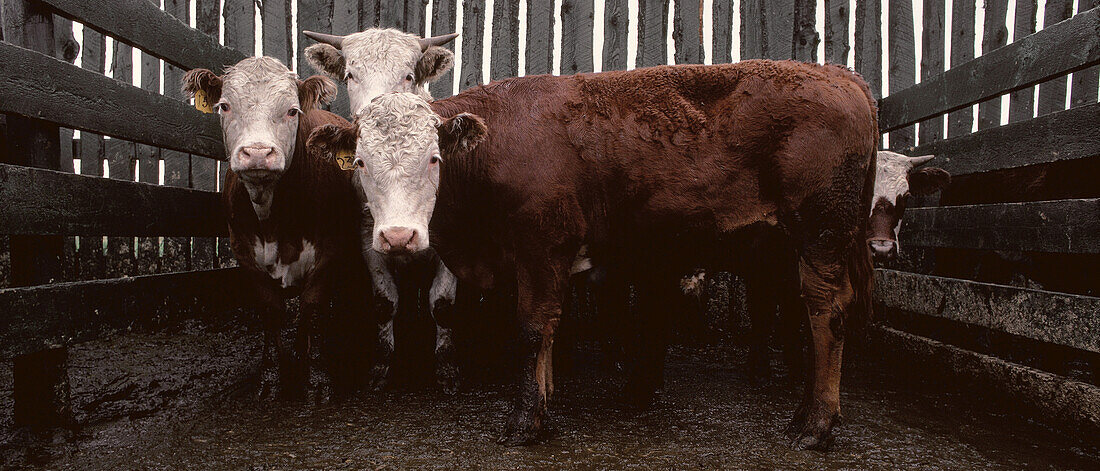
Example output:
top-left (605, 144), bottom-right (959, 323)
top-left (0, 0), bottom-right (1098, 468)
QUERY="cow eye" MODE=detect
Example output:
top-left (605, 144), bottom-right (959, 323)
top-left (287, 108), bottom-right (300, 117)
top-left (354, 158), bottom-right (364, 168)
top-left (430, 154), bottom-right (442, 164)
top-left (346, 72), bottom-right (355, 81)
top-left (215, 102), bottom-right (230, 113)
top-left (405, 73), bottom-right (414, 82)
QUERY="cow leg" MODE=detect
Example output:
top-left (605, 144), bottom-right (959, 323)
top-left (250, 278), bottom-right (285, 400)
top-left (786, 251), bottom-right (854, 451)
top-left (364, 250), bottom-right (400, 391)
top-left (499, 253), bottom-right (571, 446)
top-left (429, 260), bottom-right (459, 394)
top-left (777, 278), bottom-right (808, 383)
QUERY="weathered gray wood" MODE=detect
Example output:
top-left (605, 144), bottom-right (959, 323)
top-left (430, 0), bottom-right (457, 97)
top-left (298, 0), bottom-right (334, 75)
top-left (741, 0), bottom-right (764, 60)
top-left (525, 0), bottom-right (554, 75)
top-left (1036, 0), bottom-right (1074, 117)
top-left (947, 0), bottom-right (975, 137)
top-left (333, 0), bottom-right (359, 38)
top-left (360, 0), bottom-right (380, 29)
top-left (1008, 0), bottom-right (1038, 123)
top-left (223, 0), bottom-right (256, 56)
top-left (106, 41), bottom-right (135, 279)
top-left (875, 269), bottom-right (1100, 353)
top-left (869, 325), bottom-right (1100, 434)
top-left (561, 0), bottom-right (594, 75)
top-left (36, 0), bottom-right (244, 73)
top-left (193, 0), bottom-right (221, 271)
top-left (901, 198), bottom-right (1100, 254)
top-left (910, 101), bottom-right (1100, 177)
top-left (0, 163), bottom-right (226, 237)
top-left (163, 0), bottom-right (192, 273)
top-left (490, 0), bottom-right (520, 79)
top-left (78, 30), bottom-right (105, 179)
top-left (673, 0), bottom-right (702, 64)
top-left (918, 0), bottom-right (944, 144)
top-left (379, 0), bottom-right (404, 29)
top-left (765, 0), bottom-right (796, 60)
top-left (406, 0), bottom-right (426, 36)
top-left (0, 42), bottom-right (226, 159)
top-left (262, 0), bottom-right (292, 64)
top-left (887, 0), bottom-right (915, 148)
top-left (638, 0), bottom-right (668, 67)
top-left (459, 0), bottom-right (484, 90)
top-left (854, 0), bottom-right (881, 99)
top-left (823, 0), bottom-right (848, 65)
top-left (792, 0), bottom-right (817, 62)
top-left (196, 0), bottom-right (219, 36)
top-left (711, 0), bottom-right (733, 64)
top-left (1071, 0), bottom-right (1100, 109)
top-left (0, 268), bottom-right (247, 360)
top-left (977, 0), bottom-right (1009, 131)
top-left (880, 5), bottom-right (1100, 133)
top-left (137, 47), bottom-right (163, 276)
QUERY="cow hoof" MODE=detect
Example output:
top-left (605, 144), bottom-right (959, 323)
top-left (791, 432), bottom-right (833, 451)
top-left (367, 364), bottom-right (390, 392)
top-left (787, 406), bottom-right (838, 451)
top-left (436, 364), bottom-right (460, 395)
top-left (497, 417), bottom-right (542, 446)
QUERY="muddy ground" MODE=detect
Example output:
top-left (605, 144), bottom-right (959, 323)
top-left (2, 318), bottom-right (1098, 470)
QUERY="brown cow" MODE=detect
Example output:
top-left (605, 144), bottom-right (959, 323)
top-left (183, 57), bottom-right (368, 397)
top-left (309, 60), bottom-right (879, 449)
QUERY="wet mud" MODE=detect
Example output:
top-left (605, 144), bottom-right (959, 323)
top-left (4, 329), bottom-right (1098, 470)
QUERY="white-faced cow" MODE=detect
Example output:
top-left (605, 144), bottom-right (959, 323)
top-left (183, 57), bottom-right (368, 397)
top-left (869, 150), bottom-right (951, 261)
top-left (303, 28), bottom-right (462, 392)
top-left (310, 59), bottom-right (879, 450)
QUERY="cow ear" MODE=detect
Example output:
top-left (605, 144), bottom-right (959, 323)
top-left (439, 113), bottom-right (487, 154)
top-left (298, 75), bottom-right (338, 111)
top-left (415, 46), bottom-right (455, 84)
top-left (304, 43), bottom-right (346, 80)
top-left (307, 122), bottom-right (359, 160)
top-left (908, 167), bottom-right (951, 195)
top-left (181, 68), bottom-right (223, 103)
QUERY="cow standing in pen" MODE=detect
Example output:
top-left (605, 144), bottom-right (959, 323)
top-left (182, 57), bottom-right (368, 397)
top-left (302, 29), bottom-right (463, 391)
top-left (309, 60), bottom-right (879, 450)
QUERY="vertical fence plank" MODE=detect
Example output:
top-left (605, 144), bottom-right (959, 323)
top-left (525, 0), bottom-right (554, 75)
top-left (712, 0), bottom-right (733, 63)
top-left (490, 0), bottom-right (520, 79)
top-left (918, 0), bottom-right (945, 144)
top-left (193, 0), bottom-right (220, 271)
top-left (1008, 0), bottom-right (1037, 123)
top-left (977, 0), bottom-right (1008, 130)
top-left (360, 0), bottom-right (380, 29)
top-left (162, 0), bottom-right (191, 273)
top-left (136, 48), bottom-right (162, 275)
top-left (887, 0), bottom-right (915, 149)
top-left (766, 0), bottom-right (795, 60)
top-left (430, 0), bottom-right (457, 96)
top-left (793, 0), bottom-right (818, 62)
top-left (105, 40), bottom-right (136, 278)
top-left (1070, 0), bottom-right (1099, 108)
top-left (380, 0), bottom-right (404, 29)
top-left (638, 0), bottom-right (669, 67)
top-left (824, 0), bottom-right (849, 64)
top-left (673, 0), bottom-right (702, 64)
top-left (854, 0), bottom-right (881, 99)
top-left (333, 0), bottom-right (359, 34)
top-left (78, 25), bottom-right (106, 279)
top-left (459, 0), bottom-right (484, 90)
top-left (299, 0), bottom-right (334, 75)
top-left (220, 0), bottom-right (255, 269)
top-left (406, 0), bottom-right (426, 36)
top-left (561, 0), bottom-right (595, 74)
top-left (1037, 0), bottom-right (1073, 116)
top-left (741, 0), bottom-right (764, 59)
top-left (262, 0), bottom-right (293, 64)
top-left (947, 0), bottom-right (975, 137)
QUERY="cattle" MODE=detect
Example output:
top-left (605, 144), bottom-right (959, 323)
top-left (308, 61), bottom-right (879, 450)
top-left (303, 28), bottom-right (463, 392)
top-left (868, 151), bottom-right (951, 261)
top-left (182, 57), bottom-right (368, 397)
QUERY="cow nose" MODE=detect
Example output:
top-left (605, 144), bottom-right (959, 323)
top-left (239, 146), bottom-right (274, 168)
top-left (379, 227), bottom-right (418, 254)
top-left (868, 240), bottom-right (897, 261)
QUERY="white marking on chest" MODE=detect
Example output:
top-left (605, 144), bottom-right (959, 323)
top-left (252, 238), bottom-right (317, 288)
top-left (570, 245), bottom-right (593, 275)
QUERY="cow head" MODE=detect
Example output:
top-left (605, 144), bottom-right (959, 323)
top-left (307, 93), bottom-right (486, 255)
top-left (303, 29), bottom-right (458, 116)
top-left (869, 151), bottom-right (951, 261)
top-left (183, 57), bottom-right (337, 219)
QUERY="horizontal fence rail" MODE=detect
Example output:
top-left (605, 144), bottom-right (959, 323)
top-left (879, 5), bottom-right (1100, 132)
top-left (875, 269), bottom-right (1100, 353)
top-left (909, 101), bottom-right (1100, 176)
top-left (901, 198), bottom-right (1100, 254)
top-left (0, 41), bottom-right (225, 159)
top-left (0, 163), bottom-right (225, 236)
top-left (0, 267), bottom-right (248, 359)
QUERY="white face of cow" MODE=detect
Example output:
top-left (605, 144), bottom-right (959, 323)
top-left (353, 93), bottom-right (443, 254)
top-left (869, 151), bottom-right (951, 261)
top-left (303, 29), bottom-right (458, 115)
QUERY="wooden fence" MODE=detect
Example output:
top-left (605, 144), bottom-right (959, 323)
top-left (1, 0), bottom-right (1098, 429)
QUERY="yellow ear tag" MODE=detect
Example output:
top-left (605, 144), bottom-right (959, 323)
top-left (335, 150), bottom-right (357, 171)
top-left (194, 89), bottom-right (214, 113)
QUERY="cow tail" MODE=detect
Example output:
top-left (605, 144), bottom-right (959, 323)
top-left (847, 146), bottom-right (878, 331)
